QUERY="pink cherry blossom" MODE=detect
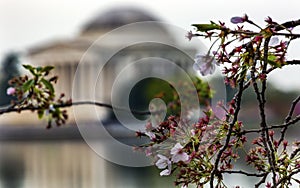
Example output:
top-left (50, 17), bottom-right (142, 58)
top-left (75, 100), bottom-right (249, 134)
top-left (156, 154), bottom-right (170, 169)
top-left (230, 15), bottom-right (248, 24)
top-left (265, 16), bottom-right (274, 24)
top-left (231, 17), bottom-right (244, 24)
top-left (6, 87), bottom-right (16, 95)
top-left (269, 37), bottom-right (279, 46)
top-left (145, 147), bottom-right (153, 156)
top-left (170, 143), bottom-right (189, 163)
top-left (190, 129), bottom-right (196, 136)
top-left (186, 31), bottom-right (194, 41)
top-left (145, 131), bottom-right (156, 140)
top-left (193, 54), bottom-right (219, 76)
top-left (155, 154), bottom-right (172, 176)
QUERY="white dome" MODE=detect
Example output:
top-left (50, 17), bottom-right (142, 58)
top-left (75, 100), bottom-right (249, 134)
top-left (82, 7), bottom-right (162, 32)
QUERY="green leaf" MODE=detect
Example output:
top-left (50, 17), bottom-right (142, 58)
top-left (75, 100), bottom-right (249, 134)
top-left (42, 66), bottom-right (54, 72)
top-left (22, 64), bottom-right (33, 70)
top-left (267, 54), bottom-right (276, 62)
top-left (36, 66), bottom-right (42, 72)
top-left (23, 64), bottom-right (36, 75)
top-left (22, 79), bottom-right (35, 92)
top-left (41, 78), bottom-right (54, 94)
top-left (192, 23), bottom-right (222, 32)
top-left (267, 54), bottom-right (282, 68)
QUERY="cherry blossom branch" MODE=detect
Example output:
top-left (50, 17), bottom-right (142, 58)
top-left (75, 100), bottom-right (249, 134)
top-left (3, 15), bottom-right (300, 188)
top-left (210, 70), bottom-right (246, 187)
top-left (182, 16), bottom-right (300, 188)
top-left (255, 174), bottom-right (268, 188)
top-left (290, 147), bottom-right (300, 159)
top-left (240, 115), bottom-right (300, 134)
top-left (222, 170), bottom-right (267, 177)
top-left (274, 168), bottom-right (300, 187)
top-left (287, 60), bottom-right (300, 65)
top-left (263, 38), bottom-right (277, 186)
top-left (229, 30), bottom-right (300, 38)
top-left (248, 37), bottom-right (277, 186)
top-left (241, 60), bottom-right (300, 92)
top-left (0, 101), bottom-right (152, 116)
top-left (274, 19), bottom-right (300, 31)
top-left (193, 30), bottom-right (300, 39)
top-left (278, 95), bottom-right (300, 145)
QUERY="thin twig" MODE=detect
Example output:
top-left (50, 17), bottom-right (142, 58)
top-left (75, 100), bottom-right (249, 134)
top-left (286, 60), bottom-right (300, 65)
top-left (222, 170), bottom-right (266, 177)
top-left (275, 168), bottom-right (300, 187)
top-left (290, 147), bottom-right (300, 159)
top-left (241, 115), bottom-right (300, 135)
top-left (0, 101), bottom-right (152, 116)
top-left (278, 95), bottom-right (300, 145)
top-left (229, 30), bottom-right (300, 38)
top-left (262, 38), bottom-right (277, 186)
top-left (209, 69), bottom-right (246, 187)
top-left (274, 19), bottom-right (300, 31)
top-left (255, 173), bottom-right (268, 188)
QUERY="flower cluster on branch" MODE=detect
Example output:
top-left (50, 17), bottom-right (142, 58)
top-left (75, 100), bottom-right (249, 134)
top-left (1, 14), bottom-right (300, 188)
top-left (137, 15), bottom-right (300, 188)
top-left (4, 64), bottom-right (71, 128)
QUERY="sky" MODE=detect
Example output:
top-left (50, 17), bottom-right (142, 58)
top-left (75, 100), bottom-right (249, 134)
top-left (0, 0), bottom-right (300, 91)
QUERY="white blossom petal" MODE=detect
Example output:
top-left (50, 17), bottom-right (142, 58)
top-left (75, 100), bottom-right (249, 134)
top-left (171, 152), bottom-right (189, 163)
top-left (145, 147), bottom-right (152, 156)
top-left (193, 54), bottom-right (218, 76)
top-left (269, 37), bottom-right (279, 46)
top-left (155, 154), bottom-right (170, 169)
top-left (170, 143), bottom-right (183, 155)
top-left (170, 143), bottom-right (189, 163)
top-left (159, 160), bottom-right (172, 176)
top-left (49, 104), bottom-right (55, 112)
top-left (160, 168), bottom-right (171, 176)
top-left (186, 31), bottom-right (194, 41)
top-left (145, 131), bottom-right (156, 140)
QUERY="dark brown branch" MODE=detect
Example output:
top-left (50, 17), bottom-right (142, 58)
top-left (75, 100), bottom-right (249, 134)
top-left (287, 60), bottom-right (300, 65)
top-left (290, 147), bottom-right (300, 159)
top-left (278, 95), bottom-right (300, 145)
top-left (0, 101), bottom-right (152, 116)
top-left (60, 101), bottom-right (152, 115)
top-left (210, 69), bottom-right (246, 187)
top-left (262, 38), bottom-right (277, 186)
top-left (241, 115), bottom-right (300, 134)
top-left (271, 116), bottom-right (300, 129)
top-left (255, 173), bottom-right (268, 188)
top-left (239, 57), bottom-right (300, 97)
top-left (245, 37), bottom-right (277, 186)
top-left (230, 30), bottom-right (300, 39)
top-left (222, 170), bottom-right (266, 177)
top-left (274, 168), bottom-right (300, 187)
top-left (273, 32), bottom-right (300, 38)
top-left (274, 19), bottom-right (300, 31)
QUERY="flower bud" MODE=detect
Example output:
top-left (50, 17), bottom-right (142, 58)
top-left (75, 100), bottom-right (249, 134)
top-left (6, 87), bottom-right (16, 95)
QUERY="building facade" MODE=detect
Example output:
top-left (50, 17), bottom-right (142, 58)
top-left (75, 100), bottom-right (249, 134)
top-left (1, 7), bottom-right (201, 126)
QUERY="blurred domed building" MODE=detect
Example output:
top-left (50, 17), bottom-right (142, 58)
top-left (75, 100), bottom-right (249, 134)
top-left (0, 8), bottom-right (200, 187)
top-left (2, 6), bottom-right (200, 126)
top-left (82, 7), bottom-right (163, 34)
